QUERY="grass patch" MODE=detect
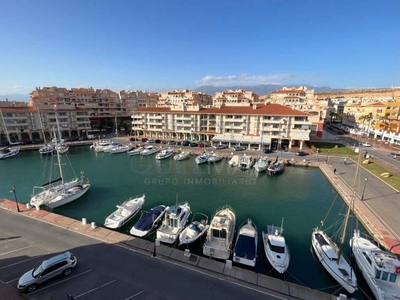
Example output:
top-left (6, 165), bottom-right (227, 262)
top-left (309, 142), bottom-right (355, 155)
top-left (352, 159), bottom-right (400, 189)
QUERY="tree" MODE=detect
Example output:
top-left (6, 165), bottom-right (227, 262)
top-left (379, 113), bottom-right (391, 141)
top-left (358, 113), bottom-right (373, 137)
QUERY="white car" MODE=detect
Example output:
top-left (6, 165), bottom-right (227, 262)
top-left (362, 142), bottom-right (371, 147)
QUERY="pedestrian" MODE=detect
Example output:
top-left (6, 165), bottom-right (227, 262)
top-left (344, 158), bottom-right (347, 164)
top-left (334, 168), bottom-right (337, 174)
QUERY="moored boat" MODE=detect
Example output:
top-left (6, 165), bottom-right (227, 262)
top-left (262, 220), bottom-right (290, 273)
top-left (195, 151), bottom-right (209, 164)
top-left (203, 205), bottom-right (236, 260)
top-left (238, 154), bottom-right (255, 170)
top-left (155, 148), bottom-right (174, 160)
top-left (267, 158), bottom-right (285, 175)
top-left (179, 213), bottom-right (209, 246)
top-left (228, 155), bottom-right (240, 167)
top-left (127, 146), bottom-right (143, 155)
top-left (233, 219), bottom-right (258, 267)
top-left (140, 145), bottom-right (160, 156)
top-left (109, 143), bottom-right (133, 154)
top-left (0, 146), bottom-right (20, 160)
top-left (173, 151), bottom-right (190, 161)
top-left (39, 144), bottom-right (54, 155)
top-left (129, 205), bottom-right (167, 237)
top-left (254, 156), bottom-right (269, 172)
top-left (350, 230), bottom-right (400, 300)
top-left (104, 194), bottom-right (145, 229)
top-left (208, 152), bottom-right (223, 163)
top-left (157, 202), bottom-right (191, 244)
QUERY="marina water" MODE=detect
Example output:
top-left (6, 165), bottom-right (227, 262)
top-left (1, 146), bottom-right (371, 299)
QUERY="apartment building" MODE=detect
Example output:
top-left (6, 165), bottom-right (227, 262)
top-left (132, 103), bottom-right (311, 150)
top-left (213, 89), bottom-right (260, 106)
top-left (0, 101), bottom-right (91, 144)
top-left (157, 89), bottom-right (212, 107)
top-left (270, 86), bottom-right (327, 136)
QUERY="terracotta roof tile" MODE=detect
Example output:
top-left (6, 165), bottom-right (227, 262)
top-left (133, 104), bottom-right (308, 116)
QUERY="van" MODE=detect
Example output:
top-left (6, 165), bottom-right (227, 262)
top-left (17, 251), bottom-right (77, 293)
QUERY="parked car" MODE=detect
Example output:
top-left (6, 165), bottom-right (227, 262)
top-left (141, 138), bottom-right (148, 142)
top-left (129, 137), bottom-right (139, 142)
top-left (10, 141), bottom-right (24, 146)
top-left (388, 152), bottom-right (399, 159)
top-left (362, 142), bottom-right (371, 147)
top-left (182, 140), bottom-right (190, 146)
top-left (168, 140), bottom-right (176, 145)
top-left (215, 144), bottom-right (227, 149)
top-left (147, 139), bottom-right (155, 143)
top-left (154, 139), bottom-right (161, 144)
top-left (197, 142), bottom-right (206, 148)
top-left (17, 251), bottom-right (77, 293)
top-left (233, 146), bottom-right (244, 151)
top-left (295, 151), bottom-right (309, 156)
top-left (190, 142), bottom-right (198, 147)
top-left (161, 140), bottom-right (167, 144)
top-left (263, 148), bottom-right (273, 154)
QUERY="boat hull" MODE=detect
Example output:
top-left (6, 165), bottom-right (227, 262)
top-left (262, 228), bottom-right (290, 273)
top-left (47, 184), bottom-right (90, 209)
top-left (311, 229), bottom-right (357, 294)
top-left (0, 148), bottom-right (20, 160)
top-left (233, 220), bottom-right (258, 267)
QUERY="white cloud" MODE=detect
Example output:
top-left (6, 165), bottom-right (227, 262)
top-left (195, 73), bottom-right (299, 86)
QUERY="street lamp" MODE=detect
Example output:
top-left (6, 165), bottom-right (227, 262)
top-left (10, 186), bottom-right (21, 212)
top-left (361, 178), bottom-right (368, 200)
top-left (153, 237), bottom-right (160, 257)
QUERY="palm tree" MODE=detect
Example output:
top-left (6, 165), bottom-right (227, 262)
top-left (358, 113), bottom-right (373, 138)
top-left (379, 113), bottom-right (391, 141)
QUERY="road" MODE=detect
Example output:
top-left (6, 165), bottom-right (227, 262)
top-left (0, 209), bottom-right (292, 300)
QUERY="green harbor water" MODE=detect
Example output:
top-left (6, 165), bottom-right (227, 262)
top-left (1, 146), bottom-right (371, 299)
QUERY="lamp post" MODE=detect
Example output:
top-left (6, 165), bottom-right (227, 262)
top-left (361, 178), bottom-right (368, 200)
top-left (153, 237), bottom-right (160, 257)
top-left (10, 186), bottom-right (21, 212)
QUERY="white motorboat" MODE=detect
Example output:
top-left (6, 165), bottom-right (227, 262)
top-left (109, 144), bottom-right (133, 154)
top-left (157, 202), bottom-right (191, 244)
top-left (39, 144), bottom-right (54, 155)
top-left (173, 151), bottom-right (190, 161)
top-left (203, 205), bottom-right (236, 260)
top-left (127, 146), bottom-right (143, 156)
top-left (233, 219), bottom-right (258, 267)
top-left (140, 145), bottom-right (160, 156)
top-left (351, 230), bottom-right (400, 300)
top-left (155, 148), bottom-right (174, 160)
top-left (254, 156), bottom-right (269, 172)
top-left (92, 140), bottom-right (111, 152)
top-left (0, 146), bottom-right (20, 160)
top-left (195, 151), bottom-right (209, 164)
top-left (56, 143), bottom-right (69, 154)
top-left (267, 158), bottom-right (285, 175)
top-left (129, 205), bottom-right (167, 237)
top-left (179, 213), bottom-right (209, 246)
top-left (238, 154), bottom-right (255, 170)
top-left (228, 155), bottom-right (240, 167)
top-left (30, 108), bottom-right (90, 209)
top-left (311, 229), bottom-right (357, 294)
top-left (208, 152), bottom-right (223, 163)
top-left (262, 220), bottom-right (290, 273)
top-left (104, 194), bottom-right (145, 229)
top-left (103, 141), bottom-right (120, 153)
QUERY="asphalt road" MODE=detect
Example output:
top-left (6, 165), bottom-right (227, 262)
top-left (0, 209), bottom-right (292, 300)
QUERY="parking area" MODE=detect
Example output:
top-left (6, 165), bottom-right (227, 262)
top-left (0, 231), bottom-right (146, 300)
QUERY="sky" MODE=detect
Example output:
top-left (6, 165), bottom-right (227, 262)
top-left (0, 0), bottom-right (399, 96)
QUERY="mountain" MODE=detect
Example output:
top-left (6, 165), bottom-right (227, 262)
top-left (194, 84), bottom-right (338, 95)
top-left (0, 94), bottom-right (29, 102)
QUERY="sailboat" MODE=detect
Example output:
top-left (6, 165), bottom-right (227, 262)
top-left (37, 109), bottom-right (54, 155)
top-left (254, 134), bottom-right (269, 172)
top-left (30, 107), bottom-right (90, 209)
top-left (0, 109), bottom-right (20, 160)
top-left (311, 155), bottom-right (359, 294)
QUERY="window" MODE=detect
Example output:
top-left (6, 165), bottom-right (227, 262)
top-left (381, 271), bottom-right (389, 281)
top-left (389, 273), bottom-right (397, 283)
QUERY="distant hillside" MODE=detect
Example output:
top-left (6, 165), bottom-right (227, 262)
top-left (0, 94), bottom-right (29, 102)
top-left (195, 84), bottom-right (338, 95)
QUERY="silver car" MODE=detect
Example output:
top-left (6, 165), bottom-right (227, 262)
top-left (17, 251), bottom-right (77, 293)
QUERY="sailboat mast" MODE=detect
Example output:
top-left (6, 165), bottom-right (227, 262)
top-left (54, 107), bottom-right (65, 186)
top-left (337, 149), bottom-right (362, 261)
top-left (0, 109), bottom-right (11, 144)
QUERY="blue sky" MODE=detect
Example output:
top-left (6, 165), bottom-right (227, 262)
top-left (1, 0), bottom-right (399, 96)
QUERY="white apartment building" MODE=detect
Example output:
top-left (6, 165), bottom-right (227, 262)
top-left (158, 89), bottom-right (213, 108)
top-left (213, 89), bottom-right (259, 106)
top-left (132, 103), bottom-right (311, 150)
top-left (0, 101), bottom-right (91, 143)
top-left (270, 86), bottom-right (327, 136)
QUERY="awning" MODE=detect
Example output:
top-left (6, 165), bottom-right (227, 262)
top-left (211, 134), bottom-right (271, 144)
